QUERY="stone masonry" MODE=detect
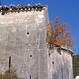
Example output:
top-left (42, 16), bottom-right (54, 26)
top-left (0, 4), bottom-right (73, 79)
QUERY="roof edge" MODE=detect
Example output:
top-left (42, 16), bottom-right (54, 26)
top-left (0, 4), bottom-right (47, 15)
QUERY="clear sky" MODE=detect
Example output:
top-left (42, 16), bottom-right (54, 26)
top-left (1, 0), bottom-right (79, 53)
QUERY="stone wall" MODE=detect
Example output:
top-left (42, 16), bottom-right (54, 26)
top-left (0, 5), bottom-right (73, 79)
top-left (0, 6), bottom-right (48, 79)
top-left (48, 46), bottom-right (73, 79)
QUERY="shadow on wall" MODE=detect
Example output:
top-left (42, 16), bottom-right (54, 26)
top-left (53, 72), bottom-right (58, 79)
top-left (52, 61), bottom-right (69, 79)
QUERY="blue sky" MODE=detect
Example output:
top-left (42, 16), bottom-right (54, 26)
top-left (1, 0), bottom-right (79, 53)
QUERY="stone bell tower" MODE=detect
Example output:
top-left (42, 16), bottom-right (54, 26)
top-left (0, 4), bottom-right (49, 79)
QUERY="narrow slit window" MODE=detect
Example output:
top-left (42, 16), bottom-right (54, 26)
top-left (30, 75), bottom-right (31, 79)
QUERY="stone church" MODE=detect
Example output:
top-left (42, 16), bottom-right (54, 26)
top-left (0, 4), bottom-right (73, 79)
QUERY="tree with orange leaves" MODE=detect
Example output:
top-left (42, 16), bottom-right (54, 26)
top-left (46, 17), bottom-right (73, 48)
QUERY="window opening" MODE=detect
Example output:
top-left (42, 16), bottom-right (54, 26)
top-left (30, 75), bottom-right (31, 79)
top-left (30, 55), bottom-right (32, 57)
top-left (27, 32), bottom-right (29, 35)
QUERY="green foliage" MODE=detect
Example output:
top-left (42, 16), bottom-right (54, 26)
top-left (73, 54), bottom-right (79, 77)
